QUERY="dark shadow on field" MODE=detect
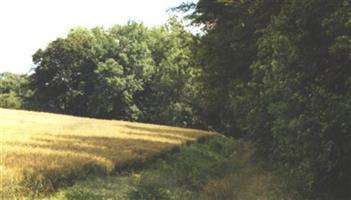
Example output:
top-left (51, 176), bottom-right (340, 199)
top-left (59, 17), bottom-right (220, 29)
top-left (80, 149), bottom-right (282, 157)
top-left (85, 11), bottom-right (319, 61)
top-left (118, 130), bottom-right (196, 141)
top-left (122, 124), bottom-right (206, 138)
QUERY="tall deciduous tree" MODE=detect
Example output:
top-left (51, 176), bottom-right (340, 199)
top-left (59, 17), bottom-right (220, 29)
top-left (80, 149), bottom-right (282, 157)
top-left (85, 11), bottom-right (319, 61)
top-left (31, 28), bottom-right (97, 114)
top-left (135, 17), bottom-right (201, 126)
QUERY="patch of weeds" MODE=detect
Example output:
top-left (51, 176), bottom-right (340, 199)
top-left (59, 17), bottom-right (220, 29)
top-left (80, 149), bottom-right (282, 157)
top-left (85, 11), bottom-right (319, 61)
top-left (127, 136), bottom-right (244, 199)
top-left (62, 188), bottom-right (105, 200)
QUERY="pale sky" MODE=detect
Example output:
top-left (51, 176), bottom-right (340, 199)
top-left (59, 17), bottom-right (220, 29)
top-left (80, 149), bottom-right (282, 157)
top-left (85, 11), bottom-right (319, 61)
top-left (0, 0), bottom-right (188, 74)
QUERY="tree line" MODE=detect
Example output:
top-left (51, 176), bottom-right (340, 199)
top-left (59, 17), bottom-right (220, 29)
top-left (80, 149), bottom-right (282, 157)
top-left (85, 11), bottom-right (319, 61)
top-left (181, 0), bottom-right (350, 199)
top-left (1, 18), bottom-right (201, 127)
top-left (1, 0), bottom-right (350, 199)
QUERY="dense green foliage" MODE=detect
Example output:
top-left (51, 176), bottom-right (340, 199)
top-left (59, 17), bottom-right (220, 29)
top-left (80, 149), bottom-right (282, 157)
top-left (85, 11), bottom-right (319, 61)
top-left (29, 19), bottom-right (199, 126)
top-left (0, 72), bottom-right (30, 109)
top-left (184, 0), bottom-right (351, 199)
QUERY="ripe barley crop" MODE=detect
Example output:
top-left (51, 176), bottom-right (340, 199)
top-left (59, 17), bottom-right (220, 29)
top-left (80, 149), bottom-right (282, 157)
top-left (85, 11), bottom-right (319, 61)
top-left (0, 108), bottom-right (214, 199)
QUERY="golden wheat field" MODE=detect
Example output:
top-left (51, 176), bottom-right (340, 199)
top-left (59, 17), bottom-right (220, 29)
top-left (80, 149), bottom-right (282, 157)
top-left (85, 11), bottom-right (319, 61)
top-left (0, 108), bottom-right (213, 199)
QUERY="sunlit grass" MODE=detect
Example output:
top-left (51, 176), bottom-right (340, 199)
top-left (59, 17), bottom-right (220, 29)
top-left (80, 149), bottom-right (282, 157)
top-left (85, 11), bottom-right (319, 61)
top-left (0, 108), bottom-right (214, 199)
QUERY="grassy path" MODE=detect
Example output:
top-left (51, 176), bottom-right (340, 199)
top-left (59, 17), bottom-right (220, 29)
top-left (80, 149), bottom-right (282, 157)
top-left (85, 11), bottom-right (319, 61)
top-left (42, 136), bottom-right (297, 200)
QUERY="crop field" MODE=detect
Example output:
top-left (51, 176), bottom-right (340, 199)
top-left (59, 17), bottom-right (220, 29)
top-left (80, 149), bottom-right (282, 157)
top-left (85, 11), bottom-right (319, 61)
top-left (0, 108), bottom-right (213, 199)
